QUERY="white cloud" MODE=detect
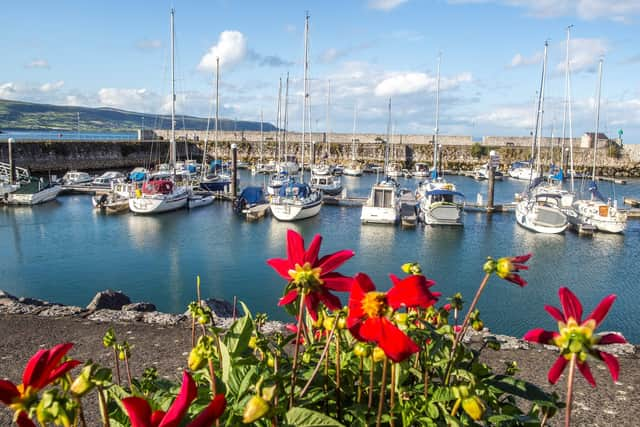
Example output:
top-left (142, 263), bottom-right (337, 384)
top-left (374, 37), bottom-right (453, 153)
top-left (40, 81), bottom-right (64, 92)
top-left (0, 82), bottom-right (17, 98)
top-left (136, 39), bottom-right (162, 50)
top-left (198, 31), bottom-right (248, 71)
top-left (97, 88), bottom-right (160, 112)
top-left (369, 0), bottom-right (408, 11)
top-left (25, 59), bottom-right (50, 69)
top-left (509, 52), bottom-right (543, 68)
top-left (374, 71), bottom-right (472, 97)
top-left (472, 105), bottom-right (535, 129)
top-left (557, 38), bottom-right (607, 73)
top-left (448, 0), bottom-right (640, 22)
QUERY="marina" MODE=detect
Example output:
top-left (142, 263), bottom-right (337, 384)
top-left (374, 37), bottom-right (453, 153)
top-left (2, 169), bottom-right (640, 343)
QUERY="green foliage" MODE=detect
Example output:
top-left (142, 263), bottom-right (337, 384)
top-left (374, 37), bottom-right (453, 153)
top-left (470, 142), bottom-right (486, 159)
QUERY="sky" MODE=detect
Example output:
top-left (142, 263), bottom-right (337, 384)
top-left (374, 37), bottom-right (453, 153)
top-left (1, 0), bottom-right (639, 142)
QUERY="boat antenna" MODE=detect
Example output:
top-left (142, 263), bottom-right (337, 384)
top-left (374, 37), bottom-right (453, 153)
top-left (276, 77), bottom-right (282, 164)
top-left (326, 79), bottom-right (331, 162)
top-left (170, 8), bottom-right (176, 169)
top-left (214, 56), bottom-right (220, 165)
top-left (529, 40), bottom-right (548, 188)
top-left (385, 98), bottom-right (391, 182)
top-left (259, 109), bottom-right (264, 165)
top-left (284, 72), bottom-right (290, 164)
top-left (201, 67), bottom-right (216, 180)
top-left (567, 26), bottom-right (575, 192)
top-left (561, 25), bottom-right (575, 191)
top-left (352, 102), bottom-right (358, 161)
top-left (592, 58), bottom-right (603, 182)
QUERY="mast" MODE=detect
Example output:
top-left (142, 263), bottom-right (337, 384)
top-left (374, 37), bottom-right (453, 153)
top-left (284, 72), bottom-right (290, 163)
top-left (201, 68), bottom-right (215, 180)
top-left (530, 41), bottom-right (548, 182)
top-left (433, 53), bottom-right (441, 179)
top-left (385, 98), bottom-right (391, 179)
top-left (214, 57), bottom-right (220, 164)
top-left (276, 77), bottom-right (282, 164)
top-left (351, 103), bottom-right (358, 160)
top-left (561, 25), bottom-right (575, 190)
top-left (301, 12), bottom-right (309, 182)
top-left (592, 59), bottom-right (603, 182)
top-left (260, 110), bottom-right (264, 164)
top-left (170, 8), bottom-right (176, 168)
top-left (326, 79), bottom-right (331, 161)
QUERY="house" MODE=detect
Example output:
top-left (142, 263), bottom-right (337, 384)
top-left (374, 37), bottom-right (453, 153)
top-left (580, 132), bottom-right (610, 148)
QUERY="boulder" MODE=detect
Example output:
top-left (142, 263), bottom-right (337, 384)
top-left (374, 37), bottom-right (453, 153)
top-left (122, 302), bottom-right (157, 312)
top-left (0, 290), bottom-right (17, 306)
top-left (86, 290), bottom-right (131, 311)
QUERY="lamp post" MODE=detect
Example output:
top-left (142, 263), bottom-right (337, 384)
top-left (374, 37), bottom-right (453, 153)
top-left (231, 143), bottom-right (238, 198)
top-left (8, 138), bottom-right (15, 184)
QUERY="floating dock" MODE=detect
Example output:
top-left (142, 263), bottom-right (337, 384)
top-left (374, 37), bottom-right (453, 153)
top-left (623, 197), bottom-right (640, 207)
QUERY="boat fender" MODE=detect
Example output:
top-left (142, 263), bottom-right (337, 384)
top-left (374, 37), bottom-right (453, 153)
top-left (98, 193), bottom-right (108, 207)
top-left (135, 189), bottom-right (142, 198)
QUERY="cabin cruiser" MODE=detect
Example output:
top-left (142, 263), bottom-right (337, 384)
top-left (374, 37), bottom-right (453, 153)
top-left (361, 178), bottom-right (399, 224)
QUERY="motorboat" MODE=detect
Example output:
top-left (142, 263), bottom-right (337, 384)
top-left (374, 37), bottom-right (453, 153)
top-left (413, 162), bottom-right (430, 178)
top-left (266, 171), bottom-right (292, 196)
top-left (92, 171), bottom-right (126, 188)
top-left (234, 186), bottom-right (269, 220)
top-left (516, 192), bottom-right (569, 233)
top-left (310, 173), bottom-right (343, 196)
top-left (4, 177), bottom-right (62, 205)
top-left (361, 178), bottom-right (399, 224)
top-left (61, 171), bottom-right (93, 185)
top-left (343, 162), bottom-right (363, 177)
top-left (474, 164), bottom-right (504, 181)
top-left (416, 179), bottom-right (464, 226)
top-left (508, 161), bottom-right (539, 181)
top-left (187, 193), bottom-right (214, 209)
top-left (129, 178), bottom-right (188, 214)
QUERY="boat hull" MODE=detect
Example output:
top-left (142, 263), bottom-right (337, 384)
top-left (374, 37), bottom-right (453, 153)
top-left (573, 200), bottom-right (626, 233)
top-left (421, 203), bottom-right (463, 226)
top-left (360, 206), bottom-right (398, 224)
top-left (516, 201), bottom-right (568, 234)
top-left (129, 189), bottom-right (188, 214)
top-left (5, 185), bottom-right (62, 205)
top-left (270, 198), bottom-right (322, 221)
top-left (188, 195), bottom-right (214, 209)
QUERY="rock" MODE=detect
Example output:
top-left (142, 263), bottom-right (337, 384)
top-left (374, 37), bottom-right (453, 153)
top-left (86, 309), bottom-right (143, 323)
top-left (0, 301), bottom-right (43, 315)
top-left (86, 290), bottom-right (131, 311)
top-left (201, 298), bottom-right (237, 317)
top-left (19, 297), bottom-right (50, 306)
top-left (0, 290), bottom-right (17, 305)
top-left (123, 302), bottom-right (157, 312)
top-left (37, 305), bottom-right (85, 317)
top-left (142, 312), bottom-right (185, 326)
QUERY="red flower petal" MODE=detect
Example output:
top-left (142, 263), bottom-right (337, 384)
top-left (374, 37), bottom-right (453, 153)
top-left (159, 371), bottom-right (197, 427)
top-left (322, 273), bottom-right (353, 292)
top-left (304, 234), bottom-right (322, 265)
top-left (505, 273), bottom-right (527, 287)
top-left (389, 274), bottom-right (401, 287)
top-left (122, 397), bottom-right (153, 427)
top-left (523, 328), bottom-right (557, 344)
top-left (21, 348), bottom-right (48, 388)
top-left (387, 274), bottom-right (438, 310)
top-left (16, 411), bottom-right (37, 427)
top-left (511, 253), bottom-right (532, 264)
top-left (286, 229), bottom-right (305, 264)
top-left (584, 294), bottom-right (616, 327)
top-left (187, 394), bottom-right (227, 427)
top-left (278, 289), bottom-right (299, 306)
top-left (559, 287), bottom-right (583, 322)
top-left (304, 292), bottom-right (320, 321)
top-left (376, 318), bottom-right (420, 363)
top-left (151, 411), bottom-right (166, 427)
top-left (317, 250), bottom-right (355, 275)
top-left (318, 289), bottom-right (342, 312)
top-left (0, 379), bottom-right (19, 405)
top-left (46, 360), bottom-right (81, 386)
top-left (347, 273), bottom-right (373, 327)
top-left (598, 333), bottom-right (627, 345)
top-left (548, 355), bottom-right (568, 384)
top-left (544, 305), bottom-right (566, 322)
top-left (577, 361), bottom-right (596, 387)
top-left (266, 258), bottom-right (293, 280)
top-left (597, 351), bottom-right (620, 382)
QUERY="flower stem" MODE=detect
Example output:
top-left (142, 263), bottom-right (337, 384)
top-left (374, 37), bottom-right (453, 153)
top-left (123, 353), bottom-right (133, 389)
top-left (335, 331), bottom-right (342, 422)
top-left (299, 321), bottom-right (337, 398)
top-left (368, 354), bottom-right (375, 410)
top-left (357, 356), bottom-right (364, 404)
top-left (97, 387), bottom-right (110, 427)
top-left (191, 317), bottom-right (196, 348)
top-left (565, 353), bottom-right (577, 427)
top-left (376, 357), bottom-right (388, 427)
top-left (445, 273), bottom-right (490, 385)
top-left (389, 362), bottom-right (396, 427)
top-left (208, 359), bottom-right (217, 395)
top-left (288, 292), bottom-right (306, 409)
top-left (112, 347), bottom-right (121, 386)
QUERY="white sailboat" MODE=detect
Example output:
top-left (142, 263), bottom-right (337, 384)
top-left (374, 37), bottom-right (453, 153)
top-left (343, 104), bottom-right (363, 177)
top-left (571, 59), bottom-right (626, 234)
top-left (270, 13), bottom-right (322, 221)
top-left (416, 54), bottom-right (464, 226)
top-left (129, 9), bottom-right (188, 214)
top-left (515, 41), bottom-right (568, 234)
top-left (361, 99), bottom-right (399, 225)
top-left (311, 80), bottom-right (342, 196)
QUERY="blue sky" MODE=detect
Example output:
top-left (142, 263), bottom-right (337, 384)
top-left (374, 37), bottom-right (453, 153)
top-left (1, 0), bottom-right (639, 141)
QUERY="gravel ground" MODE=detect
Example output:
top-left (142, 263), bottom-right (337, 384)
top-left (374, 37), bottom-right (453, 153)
top-left (0, 314), bottom-right (637, 426)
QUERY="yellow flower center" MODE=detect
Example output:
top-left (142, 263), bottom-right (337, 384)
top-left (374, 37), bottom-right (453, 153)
top-left (553, 317), bottom-right (597, 356)
top-left (495, 258), bottom-right (512, 279)
top-left (361, 292), bottom-right (388, 318)
top-left (288, 262), bottom-right (323, 288)
top-left (8, 384), bottom-right (35, 412)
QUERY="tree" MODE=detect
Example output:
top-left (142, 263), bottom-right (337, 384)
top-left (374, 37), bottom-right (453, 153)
top-left (471, 142), bottom-right (486, 159)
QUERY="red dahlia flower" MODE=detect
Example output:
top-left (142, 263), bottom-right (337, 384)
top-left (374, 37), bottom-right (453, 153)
top-left (347, 272), bottom-right (439, 362)
top-left (0, 343), bottom-right (80, 422)
top-left (267, 229), bottom-right (354, 320)
top-left (523, 287), bottom-right (627, 386)
top-left (122, 371), bottom-right (226, 427)
top-left (483, 253), bottom-right (532, 287)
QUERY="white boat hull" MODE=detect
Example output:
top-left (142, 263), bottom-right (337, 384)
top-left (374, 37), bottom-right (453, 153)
top-left (361, 206), bottom-right (398, 224)
top-left (270, 198), bottom-right (322, 221)
top-left (421, 203), bottom-right (463, 226)
top-left (188, 195), bottom-right (214, 209)
top-left (129, 188), bottom-right (189, 214)
top-left (516, 200), bottom-right (568, 234)
top-left (5, 185), bottom-right (62, 205)
top-left (573, 200), bottom-right (626, 234)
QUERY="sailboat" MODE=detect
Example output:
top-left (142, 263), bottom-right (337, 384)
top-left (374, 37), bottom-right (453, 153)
top-left (267, 77), bottom-right (293, 196)
top-left (269, 13), bottom-right (322, 221)
top-left (361, 99), bottom-right (400, 225)
top-left (416, 54), bottom-right (464, 226)
top-left (129, 9), bottom-right (189, 214)
top-left (343, 104), bottom-right (363, 176)
top-left (571, 59), bottom-right (627, 234)
top-left (515, 41), bottom-right (568, 234)
top-left (310, 80), bottom-right (343, 196)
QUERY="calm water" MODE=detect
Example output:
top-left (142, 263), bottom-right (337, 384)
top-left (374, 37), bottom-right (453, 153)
top-left (1, 171), bottom-right (639, 342)
top-left (2, 130), bottom-right (137, 141)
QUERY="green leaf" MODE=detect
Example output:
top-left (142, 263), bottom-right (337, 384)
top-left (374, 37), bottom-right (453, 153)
top-left (285, 407), bottom-right (345, 427)
top-left (219, 340), bottom-right (232, 387)
top-left (430, 386), bottom-right (457, 403)
top-left (486, 375), bottom-right (556, 404)
top-left (223, 312), bottom-right (254, 356)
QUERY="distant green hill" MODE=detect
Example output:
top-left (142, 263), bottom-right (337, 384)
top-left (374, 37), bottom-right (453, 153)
top-left (0, 99), bottom-right (276, 132)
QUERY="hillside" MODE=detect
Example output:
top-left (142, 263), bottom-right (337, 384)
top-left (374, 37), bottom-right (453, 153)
top-left (0, 99), bottom-right (276, 132)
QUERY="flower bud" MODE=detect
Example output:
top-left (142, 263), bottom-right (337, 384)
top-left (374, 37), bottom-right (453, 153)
top-left (102, 328), bottom-right (116, 348)
top-left (482, 258), bottom-right (496, 275)
top-left (472, 320), bottom-right (484, 332)
top-left (188, 348), bottom-right (206, 371)
top-left (393, 312), bottom-right (408, 326)
top-left (70, 365), bottom-right (94, 397)
top-left (462, 396), bottom-right (486, 421)
top-left (372, 346), bottom-right (386, 363)
top-left (323, 316), bottom-right (335, 332)
top-left (401, 262), bottom-right (422, 275)
top-left (248, 336), bottom-right (257, 349)
top-left (242, 396), bottom-right (270, 424)
top-left (337, 317), bottom-right (347, 330)
top-left (353, 343), bottom-right (371, 358)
